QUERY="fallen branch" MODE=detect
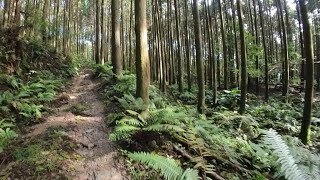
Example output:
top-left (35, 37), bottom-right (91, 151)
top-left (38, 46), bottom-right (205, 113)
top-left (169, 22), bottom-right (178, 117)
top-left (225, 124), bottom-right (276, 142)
top-left (173, 145), bottom-right (225, 180)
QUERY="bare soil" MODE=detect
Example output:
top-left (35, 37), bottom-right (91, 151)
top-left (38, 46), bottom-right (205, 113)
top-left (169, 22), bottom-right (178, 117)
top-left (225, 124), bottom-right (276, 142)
top-left (24, 70), bottom-right (129, 180)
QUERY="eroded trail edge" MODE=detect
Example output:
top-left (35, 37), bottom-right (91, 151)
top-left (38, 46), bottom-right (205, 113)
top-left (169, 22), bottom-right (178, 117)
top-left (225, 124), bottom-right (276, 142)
top-left (26, 69), bottom-right (128, 180)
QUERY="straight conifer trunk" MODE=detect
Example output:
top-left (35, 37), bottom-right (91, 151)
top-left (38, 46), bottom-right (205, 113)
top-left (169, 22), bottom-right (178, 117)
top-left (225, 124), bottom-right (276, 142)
top-left (111, 0), bottom-right (122, 77)
top-left (192, 0), bottom-right (205, 113)
top-left (135, 0), bottom-right (150, 105)
top-left (237, 0), bottom-right (247, 114)
top-left (298, 0), bottom-right (314, 145)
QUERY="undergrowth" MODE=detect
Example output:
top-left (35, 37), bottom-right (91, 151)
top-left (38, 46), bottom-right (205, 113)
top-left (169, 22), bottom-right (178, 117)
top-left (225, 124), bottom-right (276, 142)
top-left (94, 64), bottom-right (320, 180)
top-left (0, 37), bottom-right (83, 155)
top-left (0, 126), bottom-right (80, 179)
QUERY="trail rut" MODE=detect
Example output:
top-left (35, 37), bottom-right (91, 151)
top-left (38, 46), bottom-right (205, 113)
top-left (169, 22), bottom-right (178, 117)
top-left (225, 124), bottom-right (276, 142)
top-left (25, 70), bottom-right (129, 180)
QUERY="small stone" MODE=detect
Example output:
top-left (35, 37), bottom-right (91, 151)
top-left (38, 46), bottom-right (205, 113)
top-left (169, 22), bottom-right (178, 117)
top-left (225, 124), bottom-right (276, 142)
top-left (88, 143), bottom-right (95, 149)
top-left (86, 129), bottom-right (94, 133)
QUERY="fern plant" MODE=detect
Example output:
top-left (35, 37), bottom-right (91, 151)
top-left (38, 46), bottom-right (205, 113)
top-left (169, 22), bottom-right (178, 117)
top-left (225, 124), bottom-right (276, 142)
top-left (109, 106), bottom-right (186, 142)
top-left (0, 91), bottom-right (15, 115)
top-left (128, 152), bottom-right (199, 180)
top-left (0, 91), bottom-right (15, 105)
top-left (0, 74), bottom-right (20, 89)
top-left (16, 102), bottom-right (43, 122)
top-left (0, 119), bottom-right (18, 153)
top-left (262, 129), bottom-right (320, 180)
top-left (113, 74), bottom-right (136, 94)
top-left (115, 93), bottom-right (148, 112)
top-left (93, 64), bottom-right (113, 77)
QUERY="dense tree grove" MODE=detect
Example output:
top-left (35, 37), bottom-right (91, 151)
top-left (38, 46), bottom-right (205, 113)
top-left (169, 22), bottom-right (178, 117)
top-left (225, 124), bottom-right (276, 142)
top-left (0, 0), bottom-right (320, 179)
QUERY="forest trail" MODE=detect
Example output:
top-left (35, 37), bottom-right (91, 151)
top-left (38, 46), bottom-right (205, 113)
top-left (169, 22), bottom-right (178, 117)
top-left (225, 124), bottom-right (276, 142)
top-left (25, 69), bottom-right (128, 180)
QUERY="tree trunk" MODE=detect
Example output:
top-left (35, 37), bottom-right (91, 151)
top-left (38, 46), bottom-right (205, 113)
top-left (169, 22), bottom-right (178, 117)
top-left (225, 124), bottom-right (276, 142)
top-left (298, 0), bottom-right (314, 145)
top-left (237, 0), bottom-right (247, 115)
top-left (192, 0), bottom-right (205, 114)
top-left (95, 0), bottom-right (101, 64)
top-left (111, 0), bottom-right (122, 77)
top-left (218, 0), bottom-right (229, 90)
top-left (259, 0), bottom-right (269, 101)
top-left (174, 0), bottom-right (184, 93)
top-left (135, 0), bottom-right (150, 105)
top-left (278, 0), bottom-right (289, 98)
top-left (184, 0), bottom-right (192, 91)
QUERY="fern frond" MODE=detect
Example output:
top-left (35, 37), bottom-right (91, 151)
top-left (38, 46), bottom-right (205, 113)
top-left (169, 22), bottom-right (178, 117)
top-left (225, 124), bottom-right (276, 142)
top-left (180, 168), bottom-right (199, 180)
top-left (263, 129), bottom-right (309, 180)
top-left (116, 117), bottom-right (143, 127)
top-left (128, 152), bottom-right (183, 180)
top-left (109, 125), bottom-right (140, 141)
top-left (116, 96), bottom-right (130, 109)
top-left (143, 124), bottom-right (185, 133)
top-left (196, 125), bottom-right (214, 145)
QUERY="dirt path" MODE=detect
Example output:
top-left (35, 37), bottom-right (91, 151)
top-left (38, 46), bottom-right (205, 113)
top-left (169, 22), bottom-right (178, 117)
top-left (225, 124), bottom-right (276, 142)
top-left (25, 70), bottom-right (129, 180)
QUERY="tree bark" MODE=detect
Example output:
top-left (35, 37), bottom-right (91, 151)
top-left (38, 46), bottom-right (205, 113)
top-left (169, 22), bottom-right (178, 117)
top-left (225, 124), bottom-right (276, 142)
top-left (218, 0), bottom-right (229, 90)
top-left (174, 0), bottom-right (184, 93)
top-left (192, 0), bottom-right (205, 113)
top-left (238, 0), bottom-right (247, 115)
top-left (298, 0), bottom-right (314, 145)
top-left (95, 0), bottom-right (101, 64)
top-left (111, 0), bottom-right (122, 77)
top-left (135, 0), bottom-right (150, 105)
top-left (259, 0), bottom-right (269, 101)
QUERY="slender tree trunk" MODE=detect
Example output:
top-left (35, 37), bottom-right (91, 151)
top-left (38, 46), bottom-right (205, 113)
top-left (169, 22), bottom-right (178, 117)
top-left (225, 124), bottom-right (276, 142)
top-left (208, 0), bottom-right (217, 106)
top-left (111, 0), bottom-right (122, 77)
top-left (14, 0), bottom-right (21, 26)
top-left (62, 0), bottom-right (67, 55)
top-left (121, 0), bottom-right (126, 70)
top-left (238, 0), bottom-right (247, 114)
top-left (100, 0), bottom-right (105, 64)
top-left (55, 0), bottom-right (60, 50)
top-left (135, 0), bottom-right (150, 105)
top-left (192, 0), bottom-right (205, 113)
top-left (184, 0), bottom-right (192, 91)
top-left (218, 0), bottom-right (229, 90)
top-left (174, 0), bottom-right (184, 93)
top-left (296, 1), bottom-right (305, 91)
top-left (231, 0), bottom-right (239, 87)
top-left (253, 0), bottom-right (260, 94)
top-left (214, 16), bottom-right (221, 89)
top-left (128, 0), bottom-right (133, 71)
top-left (95, 0), bottom-right (101, 64)
top-left (299, 0), bottom-right (314, 145)
top-left (316, 13), bottom-right (320, 91)
top-left (278, 0), bottom-right (289, 98)
top-left (259, 1), bottom-right (269, 101)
